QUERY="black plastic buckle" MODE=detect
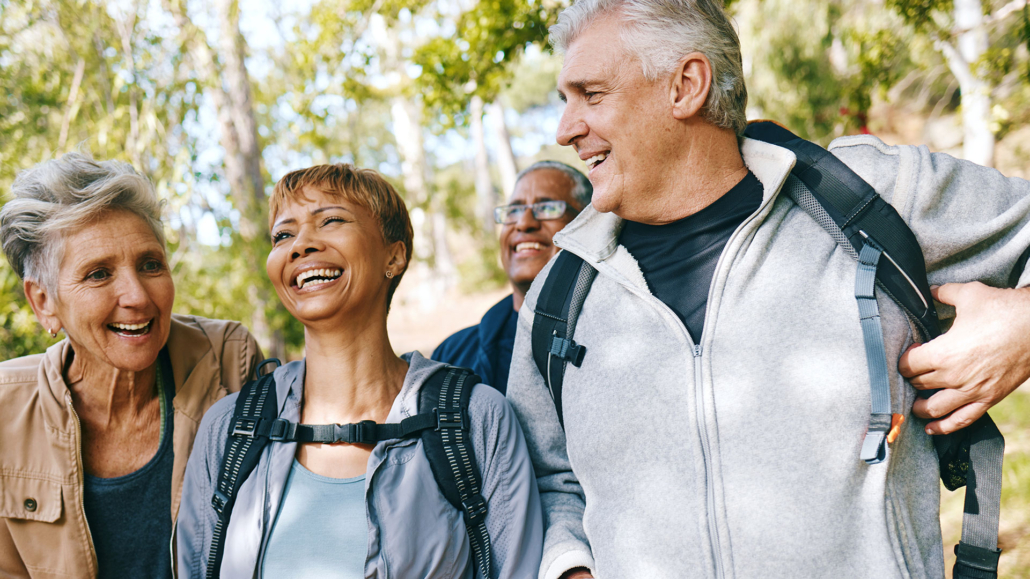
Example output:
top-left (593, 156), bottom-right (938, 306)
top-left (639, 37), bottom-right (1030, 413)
top-left (256, 358), bottom-right (281, 378)
top-left (353, 420), bottom-right (378, 445)
top-left (211, 490), bottom-right (229, 514)
top-left (232, 418), bottom-right (258, 438)
top-left (435, 408), bottom-right (468, 431)
top-left (267, 419), bottom-right (290, 442)
top-left (461, 494), bottom-right (489, 525)
top-left (954, 542), bottom-right (1001, 573)
top-left (549, 335), bottom-right (587, 367)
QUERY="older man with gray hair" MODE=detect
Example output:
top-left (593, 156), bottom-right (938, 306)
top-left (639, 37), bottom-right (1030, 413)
top-left (434, 161), bottom-right (591, 394)
top-left (505, 1), bottom-right (1030, 578)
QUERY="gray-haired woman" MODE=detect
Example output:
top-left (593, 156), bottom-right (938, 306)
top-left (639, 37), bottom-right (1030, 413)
top-left (0, 153), bottom-right (262, 579)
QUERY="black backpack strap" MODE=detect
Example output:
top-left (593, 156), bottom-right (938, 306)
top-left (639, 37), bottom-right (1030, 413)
top-left (206, 358), bottom-right (281, 579)
top-left (745, 121), bottom-right (941, 338)
top-left (530, 251), bottom-right (597, 429)
top-left (746, 121), bottom-right (1005, 577)
top-left (419, 366), bottom-right (492, 578)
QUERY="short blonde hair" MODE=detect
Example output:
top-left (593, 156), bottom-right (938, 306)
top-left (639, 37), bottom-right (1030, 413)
top-left (269, 164), bottom-right (414, 307)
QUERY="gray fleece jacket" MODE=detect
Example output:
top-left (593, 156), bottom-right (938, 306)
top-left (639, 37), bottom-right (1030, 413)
top-left (176, 351), bottom-right (543, 578)
top-left (506, 136), bottom-right (1030, 579)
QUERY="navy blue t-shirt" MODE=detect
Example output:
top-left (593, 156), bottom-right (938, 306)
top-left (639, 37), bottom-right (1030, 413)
top-left (619, 171), bottom-right (763, 341)
top-left (82, 354), bottom-right (174, 579)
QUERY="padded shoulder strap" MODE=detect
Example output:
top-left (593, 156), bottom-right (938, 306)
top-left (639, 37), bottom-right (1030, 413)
top-left (745, 121), bottom-right (941, 339)
top-left (748, 121), bottom-right (1005, 578)
top-left (419, 366), bottom-right (492, 578)
top-left (206, 359), bottom-right (280, 579)
top-left (531, 251), bottom-right (597, 429)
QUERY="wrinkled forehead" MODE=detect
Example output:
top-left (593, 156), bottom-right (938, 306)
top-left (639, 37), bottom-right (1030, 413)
top-left (270, 184), bottom-right (364, 228)
top-left (557, 14), bottom-right (631, 88)
top-left (510, 169), bottom-right (578, 205)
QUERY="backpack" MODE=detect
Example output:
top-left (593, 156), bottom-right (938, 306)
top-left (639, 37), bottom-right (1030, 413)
top-left (205, 363), bottom-right (492, 579)
top-left (531, 121), bottom-right (1011, 579)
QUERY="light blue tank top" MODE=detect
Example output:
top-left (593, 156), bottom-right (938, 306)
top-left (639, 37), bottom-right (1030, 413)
top-left (261, 460), bottom-right (367, 578)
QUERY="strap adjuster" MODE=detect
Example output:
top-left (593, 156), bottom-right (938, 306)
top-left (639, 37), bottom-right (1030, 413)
top-left (232, 418), bottom-right (258, 438)
top-left (549, 334), bottom-right (586, 367)
top-left (267, 418), bottom-right (290, 442)
top-left (435, 408), bottom-right (468, 431)
top-left (211, 490), bottom-right (229, 514)
top-left (954, 542), bottom-right (1001, 573)
top-left (461, 494), bottom-right (488, 525)
top-left (861, 413), bottom-right (894, 464)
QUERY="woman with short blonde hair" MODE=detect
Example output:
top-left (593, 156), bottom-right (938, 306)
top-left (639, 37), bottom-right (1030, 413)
top-left (177, 163), bottom-right (543, 578)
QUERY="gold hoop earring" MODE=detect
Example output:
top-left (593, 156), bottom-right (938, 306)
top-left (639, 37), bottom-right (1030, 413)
top-left (385, 271), bottom-right (394, 279)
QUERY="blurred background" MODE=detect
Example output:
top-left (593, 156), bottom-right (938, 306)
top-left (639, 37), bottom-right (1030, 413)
top-left (1, 0), bottom-right (1028, 575)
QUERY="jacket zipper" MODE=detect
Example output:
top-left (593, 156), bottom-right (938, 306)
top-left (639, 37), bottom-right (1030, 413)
top-left (692, 343), bottom-right (723, 579)
top-left (66, 395), bottom-right (99, 574)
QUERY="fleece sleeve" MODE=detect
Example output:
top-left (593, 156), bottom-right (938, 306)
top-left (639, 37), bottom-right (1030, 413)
top-left (829, 136), bottom-right (1030, 288)
top-left (505, 260), bottom-right (596, 579)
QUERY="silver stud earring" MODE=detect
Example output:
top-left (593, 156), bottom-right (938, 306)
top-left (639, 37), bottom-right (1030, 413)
top-left (385, 271), bottom-right (394, 279)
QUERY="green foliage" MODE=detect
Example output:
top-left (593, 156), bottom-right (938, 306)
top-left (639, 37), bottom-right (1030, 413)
top-left (413, 0), bottom-right (556, 128)
top-left (0, 257), bottom-right (58, 360)
top-left (884, 0), bottom-right (952, 33)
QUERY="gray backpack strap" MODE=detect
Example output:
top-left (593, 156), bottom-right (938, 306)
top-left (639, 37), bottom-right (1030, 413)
top-left (782, 175), bottom-right (1005, 577)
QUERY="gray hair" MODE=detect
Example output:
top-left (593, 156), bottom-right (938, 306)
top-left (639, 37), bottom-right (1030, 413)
top-left (514, 161), bottom-right (593, 209)
top-left (0, 153), bottom-right (165, 294)
top-left (550, 0), bottom-right (748, 136)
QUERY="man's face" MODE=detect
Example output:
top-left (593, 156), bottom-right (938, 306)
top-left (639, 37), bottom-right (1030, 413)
top-left (556, 15), bottom-right (676, 218)
top-left (499, 169), bottom-right (581, 295)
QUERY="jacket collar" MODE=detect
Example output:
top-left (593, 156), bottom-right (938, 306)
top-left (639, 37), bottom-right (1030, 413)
top-left (270, 351), bottom-right (449, 424)
top-left (552, 138), bottom-right (798, 265)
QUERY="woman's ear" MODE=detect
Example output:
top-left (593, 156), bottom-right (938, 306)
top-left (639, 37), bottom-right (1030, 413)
top-left (670, 52), bottom-right (713, 121)
top-left (24, 279), bottom-right (62, 335)
top-left (385, 241), bottom-right (408, 278)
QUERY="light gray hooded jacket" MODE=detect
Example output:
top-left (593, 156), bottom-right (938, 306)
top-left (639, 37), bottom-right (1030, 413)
top-left (506, 136), bottom-right (1030, 579)
top-left (176, 351), bottom-right (543, 578)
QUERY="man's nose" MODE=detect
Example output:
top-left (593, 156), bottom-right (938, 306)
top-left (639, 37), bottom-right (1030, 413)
top-left (556, 102), bottom-right (587, 147)
top-left (514, 206), bottom-right (541, 231)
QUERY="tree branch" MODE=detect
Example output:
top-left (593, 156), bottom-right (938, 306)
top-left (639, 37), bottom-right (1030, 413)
top-left (57, 57), bottom-right (86, 151)
top-left (986, 0), bottom-right (1029, 24)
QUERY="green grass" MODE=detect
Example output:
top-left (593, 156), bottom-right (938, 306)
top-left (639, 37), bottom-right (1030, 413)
top-left (942, 387), bottom-right (1030, 578)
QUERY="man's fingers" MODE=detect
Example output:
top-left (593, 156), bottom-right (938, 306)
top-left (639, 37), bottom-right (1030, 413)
top-left (911, 388), bottom-right (976, 421)
top-left (931, 281), bottom-right (982, 307)
top-left (898, 342), bottom-right (936, 378)
top-left (923, 402), bottom-right (990, 435)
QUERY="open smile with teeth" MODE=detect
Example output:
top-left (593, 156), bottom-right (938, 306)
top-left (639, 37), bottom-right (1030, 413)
top-left (108, 320), bottom-right (152, 337)
top-left (295, 268), bottom-right (343, 290)
top-left (586, 152), bottom-right (608, 169)
top-left (514, 242), bottom-right (544, 254)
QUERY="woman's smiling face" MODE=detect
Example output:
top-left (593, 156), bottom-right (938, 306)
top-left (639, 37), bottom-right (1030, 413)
top-left (266, 186), bottom-right (404, 328)
top-left (44, 210), bottom-right (175, 372)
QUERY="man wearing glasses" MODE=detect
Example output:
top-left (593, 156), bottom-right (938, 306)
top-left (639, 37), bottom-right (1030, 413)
top-left (433, 161), bottom-right (592, 394)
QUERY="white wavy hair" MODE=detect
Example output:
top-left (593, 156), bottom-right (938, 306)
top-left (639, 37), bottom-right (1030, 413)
top-left (550, 0), bottom-right (748, 136)
top-left (0, 153), bottom-right (165, 295)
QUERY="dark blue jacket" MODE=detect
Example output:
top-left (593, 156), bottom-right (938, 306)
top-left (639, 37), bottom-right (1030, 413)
top-left (432, 295), bottom-right (517, 395)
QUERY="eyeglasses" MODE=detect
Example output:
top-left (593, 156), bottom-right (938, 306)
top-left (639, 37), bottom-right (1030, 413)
top-left (494, 201), bottom-right (569, 225)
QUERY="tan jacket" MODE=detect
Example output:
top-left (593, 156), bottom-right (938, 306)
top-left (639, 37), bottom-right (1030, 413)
top-left (0, 314), bottom-right (262, 578)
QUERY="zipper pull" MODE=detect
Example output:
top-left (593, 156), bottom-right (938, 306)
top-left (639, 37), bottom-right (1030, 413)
top-left (693, 344), bottom-right (702, 357)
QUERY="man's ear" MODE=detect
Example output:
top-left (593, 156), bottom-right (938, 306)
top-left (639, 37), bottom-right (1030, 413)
top-left (670, 52), bottom-right (713, 121)
top-left (24, 279), bottom-right (62, 335)
top-left (385, 241), bottom-right (409, 277)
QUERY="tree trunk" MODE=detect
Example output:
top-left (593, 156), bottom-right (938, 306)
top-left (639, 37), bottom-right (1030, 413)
top-left (211, 0), bottom-right (285, 360)
top-left (470, 96), bottom-right (495, 236)
top-left (944, 0), bottom-right (995, 166)
top-left (487, 101), bottom-right (519, 198)
top-left (391, 96), bottom-right (456, 286)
